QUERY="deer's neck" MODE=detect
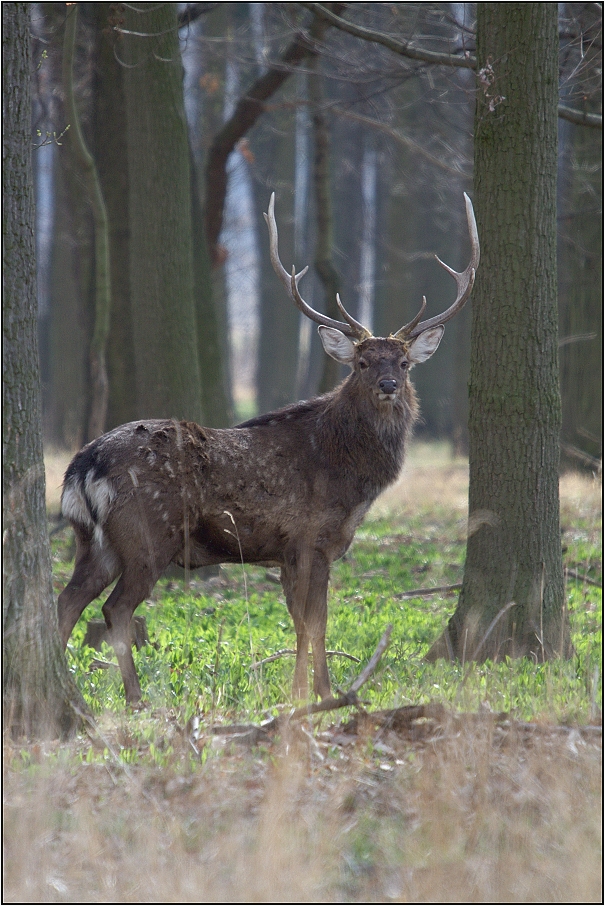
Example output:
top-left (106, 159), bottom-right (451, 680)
top-left (318, 382), bottom-right (418, 495)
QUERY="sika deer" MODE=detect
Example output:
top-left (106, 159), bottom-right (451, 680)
top-left (58, 194), bottom-right (479, 703)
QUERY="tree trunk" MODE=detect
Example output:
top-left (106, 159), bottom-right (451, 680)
top-left (3, 2), bottom-right (89, 737)
top-left (558, 106), bottom-right (602, 470)
top-left (190, 149), bottom-right (232, 426)
top-left (309, 56), bottom-right (342, 394)
top-left (62, 4), bottom-right (111, 441)
top-left (92, 3), bottom-right (137, 431)
top-left (42, 2), bottom-right (93, 450)
top-left (122, 3), bottom-right (204, 424)
top-left (254, 102), bottom-right (301, 414)
top-left (428, 3), bottom-right (571, 662)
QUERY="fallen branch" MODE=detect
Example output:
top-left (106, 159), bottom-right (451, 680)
top-left (284, 623), bottom-right (393, 722)
top-left (565, 567), bottom-right (602, 589)
top-left (396, 583), bottom-right (462, 599)
top-left (251, 648), bottom-right (361, 669)
top-left (207, 624), bottom-right (393, 741)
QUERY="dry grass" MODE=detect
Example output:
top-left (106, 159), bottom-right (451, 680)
top-left (4, 715), bottom-right (602, 903)
top-left (371, 442), bottom-right (470, 519)
top-left (25, 442), bottom-right (601, 903)
top-left (373, 440), bottom-right (602, 524)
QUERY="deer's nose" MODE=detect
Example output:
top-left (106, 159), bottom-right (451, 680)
top-left (379, 379), bottom-right (398, 395)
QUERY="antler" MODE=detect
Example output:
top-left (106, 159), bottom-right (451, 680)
top-left (264, 193), bottom-right (372, 342)
top-left (395, 193), bottom-right (480, 340)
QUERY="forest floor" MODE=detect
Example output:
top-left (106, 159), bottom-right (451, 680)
top-left (3, 444), bottom-right (602, 903)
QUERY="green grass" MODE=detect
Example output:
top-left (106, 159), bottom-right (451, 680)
top-left (51, 460), bottom-right (602, 727)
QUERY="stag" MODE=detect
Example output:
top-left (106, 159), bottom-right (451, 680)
top-left (58, 194), bottom-right (479, 703)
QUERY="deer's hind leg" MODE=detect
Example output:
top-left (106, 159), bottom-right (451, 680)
top-left (58, 525), bottom-right (120, 648)
top-left (101, 568), bottom-right (154, 704)
top-left (101, 540), bottom-right (176, 703)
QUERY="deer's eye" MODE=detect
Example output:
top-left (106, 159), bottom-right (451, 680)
top-left (358, 359), bottom-right (369, 370)
top-left (400, 360), bottom-right (409, 370)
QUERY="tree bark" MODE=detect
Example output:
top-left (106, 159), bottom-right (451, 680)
top-left (309, 56), bottom-right (342, 394)
top-left (557, 16), bottom-right (602, 471)
top-left (92, 3), bottom-right (137, 431)
top-left (122, 3), bottom-right (204, 424)
top-left (254, 104), bottom-right (301, 414)
top-left (62, 4), bottom-right (110, 441)
top-left (428, 3), bottom-right (572, 662)
top-left (3, 2), bottom-right (89, 737)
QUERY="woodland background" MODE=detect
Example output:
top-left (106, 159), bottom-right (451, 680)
top-left (31, 2), bottom-right (601, 465)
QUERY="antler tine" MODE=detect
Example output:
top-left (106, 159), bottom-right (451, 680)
top-left (395, 193), bottom-right (480, 340)
top-left (397, 296), bottom-right (427, 336)
top-left (336, 294), bottom-right (372, 340)
top-left (264, 194), bottom-right (308, 297)
top-left (265, 194), bottom-right (371, 341)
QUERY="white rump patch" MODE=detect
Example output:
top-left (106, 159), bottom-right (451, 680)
top-left (94, 523), bottom-right (106, 548)
top-left (84, 472), bottom-right (116, 523)
top-left (61, 482), bottom-right (93, 529)
top-left (93, 527), bottom-right (120, 577)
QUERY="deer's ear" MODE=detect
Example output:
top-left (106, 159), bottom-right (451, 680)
top-left (407, 326), bottom-right (445, 364)
top-left (318, 326), bottom-right (356, 364)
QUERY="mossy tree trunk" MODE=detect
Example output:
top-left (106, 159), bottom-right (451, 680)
top-left (558, 114), bottom-right (602, 469)
top-left (3, 2), bottom-right (89, 738)
top-left (428, 3), bottom-right (571, 662)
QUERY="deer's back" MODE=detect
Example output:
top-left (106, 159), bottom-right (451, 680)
top-left (62, 408), bottom-right (404, 570)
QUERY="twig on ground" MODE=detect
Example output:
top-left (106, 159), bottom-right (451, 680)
top-left (565, 567), bottom-right (602, 589)
top-left (208, 624), bottom-right (393, 740)
top-left (251, 648), bottom-right (361, 668)
top-left (88, 658), bottom-right (119, 672)
top-left (396, 583), bottom-right (462, 599)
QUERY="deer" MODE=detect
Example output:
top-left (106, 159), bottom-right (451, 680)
top-left (58, 193), bottom-right (479, 704)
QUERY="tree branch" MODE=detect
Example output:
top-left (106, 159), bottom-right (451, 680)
top-left (558, 104), bottom-right (602, 129)
top-left (205, 624), bottom-right (393, 743)
top-left (396, 583), bottom-right (462, 599)
top-left (331, 107), bottom-right (470, 177)
top-left (300, 2), bottom-right (475, 69)
top-left (301, 4), bottom-right (603, 129)
top-left (204, 8), bottom-right (344, 264)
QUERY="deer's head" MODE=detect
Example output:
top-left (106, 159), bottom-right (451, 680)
top-left (265, 192), bottom-right (480, 404)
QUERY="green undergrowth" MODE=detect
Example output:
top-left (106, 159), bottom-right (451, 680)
top-left (50, 470), bottom-right (602, 731)
top-left (50, 512), bottom-right (602, 722)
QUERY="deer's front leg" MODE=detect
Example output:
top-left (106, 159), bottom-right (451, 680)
top-left (281, 547), bottom-right (331, 701)
top-left (306, 552), bottom-right (331, 699)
